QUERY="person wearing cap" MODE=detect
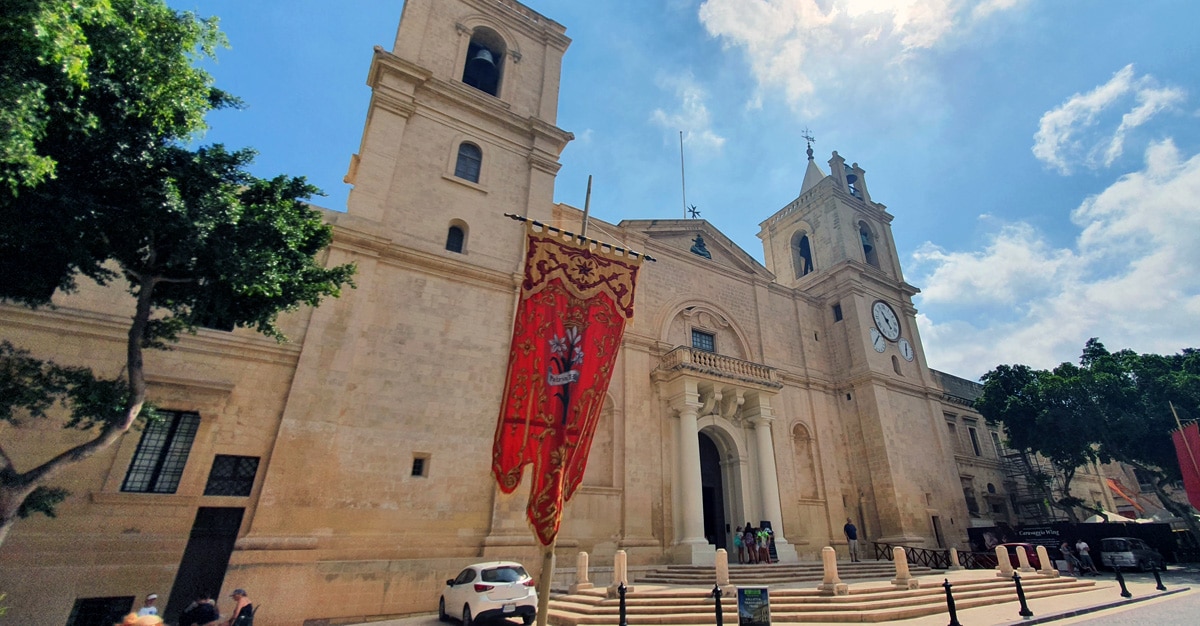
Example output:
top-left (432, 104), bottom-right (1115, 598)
top-left (137, 594), bottom-right (159, 617)
top-left (225, 588), bottom-right (254, 626)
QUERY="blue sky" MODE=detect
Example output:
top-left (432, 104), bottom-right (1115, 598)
top-left (170, 1), bottom-right (1200, 380)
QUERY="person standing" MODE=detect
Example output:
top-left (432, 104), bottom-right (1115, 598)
top-left (180, 592), bottom-right (221, 626)
top-left (137, 594), bottom-right (159, 617)
top-left (1075, 539), bottom-right (1097, 575)
top-left (225, 588), bottom-right (254, 626)
top-left (743, 525), bottom-right (758, 564)
top-left (1059, 541), bottom-right (1079, 576)
top-left (733, 525), bottom-right (745, 564)
top-left (844, 518), bottom-right (860, 562)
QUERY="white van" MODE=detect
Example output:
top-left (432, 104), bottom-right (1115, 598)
top-left (1099, 537), bottom-right (1164, 571)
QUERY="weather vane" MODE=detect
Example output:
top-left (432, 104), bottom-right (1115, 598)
top-left (687, 204), bottom-right (701, 219)
top-left (801, 127), bottom-right (815, 160)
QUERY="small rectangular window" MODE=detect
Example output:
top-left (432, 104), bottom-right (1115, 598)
top-left (412, 454), bottom-right (430, 477)
top-left (121, 410), bottom-right (200, 494)
top-left (204, 455), bottom-right (260, 496)
top-left (691, 329), bottom-right (715, 353)
top-left (832, 303), bottom-right (843, 322)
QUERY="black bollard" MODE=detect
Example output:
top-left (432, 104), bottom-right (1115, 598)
top-left (1153, 562), bottom-right (1167, 591)
top-left (712, 584), bottom-right (724, 626)
top-left (618, 582), bottom-right (627, 626)
top-left (1013, 572), bottom-right (1034, 618)
top-left (1114, 565), bottom-right (1132, 599)
top-left (943, 578), bottom-right (963, 626)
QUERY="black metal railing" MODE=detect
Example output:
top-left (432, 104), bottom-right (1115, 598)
top-left (959, 551), bottom-right (999, 570)
top-left (871, 542), bottom-right (952, 569)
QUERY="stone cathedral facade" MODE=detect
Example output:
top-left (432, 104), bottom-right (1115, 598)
top-left (0, 1), bottom-right (1119, 625)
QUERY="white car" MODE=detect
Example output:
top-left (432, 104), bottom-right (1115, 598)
top-left (439, 561), bottom-right (538, 626)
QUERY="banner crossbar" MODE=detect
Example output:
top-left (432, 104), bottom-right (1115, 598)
top-left (504, 213), bottom-right (656, 262)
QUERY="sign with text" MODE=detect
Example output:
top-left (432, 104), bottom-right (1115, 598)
top-left (738, 587), bottom-right (770, 626)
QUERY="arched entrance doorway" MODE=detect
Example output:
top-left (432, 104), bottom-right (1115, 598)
top-left (699, 432), bottom-right (727, 549)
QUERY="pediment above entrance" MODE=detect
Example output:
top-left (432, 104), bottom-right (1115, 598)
top-left (618, 219), bottom-right (774, 280)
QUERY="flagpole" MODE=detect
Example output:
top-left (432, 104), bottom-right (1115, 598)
top-left (679, 130), bottom-right (687, 219)
top-left (581, 175), bottom-right (593, 239)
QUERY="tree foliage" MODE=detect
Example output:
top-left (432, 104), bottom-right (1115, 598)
top-left (0, 0), bottom-right (355, 544)
top-left (977, 339), bottom-right (1200, 538)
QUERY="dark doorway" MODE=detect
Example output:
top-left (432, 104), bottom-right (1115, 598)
top-left (931, 515), bottom-right (946, 548)
top-left (699, 432), bottom-right (727, 549)
top-left (65, 596), bottom-right (134, 626)
top-left (163, 507), bottom-right (245, 624)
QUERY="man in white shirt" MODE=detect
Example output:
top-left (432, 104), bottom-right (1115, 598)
top-left (137, 593), bottom-right (159, 616)
top-left (1075, 540), bottom-right (1097, 574)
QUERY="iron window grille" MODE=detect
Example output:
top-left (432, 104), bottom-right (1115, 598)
top-left (121, 410), bottom-right (200, 493)
top-left (203, 454), bottom-right (260, 497)
top-left (691, 329), bottom-right (715, 353)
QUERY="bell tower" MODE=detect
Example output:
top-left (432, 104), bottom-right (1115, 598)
top-left (342, 0), bottom-right (573, 272)
top-left (757, 141), bottom-right (970, 548)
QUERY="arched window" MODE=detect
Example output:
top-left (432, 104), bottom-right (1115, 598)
top-left (462, 28), bottom-right (505, 97)
top-left (858, 221), bottom-right (879, 268)
top-left (792, 232), bottom-right (815, 278)
top-left (446, 225), bottom-right (465, 253)
top-left (454, 143), bottom-right (482, 183)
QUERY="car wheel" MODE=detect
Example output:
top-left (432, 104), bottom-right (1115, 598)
top-left (438, 597), bottom-right (449, 622)
top-left (522, 614), bottom-right (535, 625)
top-left (462, 605), bottom-right (472, 626)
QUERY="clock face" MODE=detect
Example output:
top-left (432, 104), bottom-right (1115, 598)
top-left (872, 301), bottom-right (901, 341)
top-left (898, 337), bottom-right (915, 361)
top-left (870, 328), bottom-right (886, 352)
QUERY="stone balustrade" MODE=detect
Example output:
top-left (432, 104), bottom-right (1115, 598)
top-left (657, 346), bottom-right (782, 389)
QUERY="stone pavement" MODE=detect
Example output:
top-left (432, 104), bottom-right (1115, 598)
top-left (348, 566), bottom-right (1196, 626)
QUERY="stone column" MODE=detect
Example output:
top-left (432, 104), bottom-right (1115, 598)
top-left (1015, 545), bottom-right (1034, 573)
top-left (716, 549), bottom-right (731, 588)
top-left (817, 546), bottom-right (849, 595)
top-left (890, 547), bottom-right (919, 589)
top-left (607, 549), bottom-right (634, 596)
top-left (995, 545), bottom-right (1014, 578)
top-left (1035, 545), bottom-right (1058, 577)
top-left (570, 551), bottom-right (593, 593)
top-left (948, 548), bottom-right (963, 571)
top-left (677, 403), bottom-right (707, 547)
top-left (744, 396), bottom-right (796, 562)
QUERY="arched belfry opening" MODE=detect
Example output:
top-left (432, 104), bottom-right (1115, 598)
top-left (462, 28), bottom-right (505, 97)
top-left (858, 221), bottom-right (879, 268)
top-left (698, 431), bottom-right (727, 550)
top-left (791, 231), bottom-right (815, 278)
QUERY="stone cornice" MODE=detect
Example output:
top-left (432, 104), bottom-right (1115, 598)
top-left (0, 305), bottom-right (301, 366)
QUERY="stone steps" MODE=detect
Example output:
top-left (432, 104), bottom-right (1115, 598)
top-left (548, 575), bottom-right (1098, 624)
top-left (634, 561), bottom-right (934, 586)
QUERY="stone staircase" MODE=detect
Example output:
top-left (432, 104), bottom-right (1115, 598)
top-left (635, 561), bottom-right (933, 586)
top-left (548, 574), bottom-right (1099, 624)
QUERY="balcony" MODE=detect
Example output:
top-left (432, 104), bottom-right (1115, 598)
top-left (654, 346), bottom-right (782, 390)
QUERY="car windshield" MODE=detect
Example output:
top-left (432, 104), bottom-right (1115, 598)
top-left (482, 566), bottom-right (528, 583)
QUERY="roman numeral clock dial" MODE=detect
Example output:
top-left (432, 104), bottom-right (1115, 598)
top-left (871, 300), bottom-right (901, 341)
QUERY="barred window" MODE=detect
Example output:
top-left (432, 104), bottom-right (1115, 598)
top-left (691, 329), bottom-right (715, 353)
top-left (121, 411), bottom-right (200, 493)
top-left (203, 455), bottom-right (260, 496)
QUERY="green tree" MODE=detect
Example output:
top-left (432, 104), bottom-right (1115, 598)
top-left (977, 340), bottom-right (1200, 540)
top-left (976, 362), bottom-right (1105, 522)
top-left (0, 0), bottom-right (355, 544)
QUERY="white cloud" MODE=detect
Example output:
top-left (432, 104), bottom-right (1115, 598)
top-left (1032, 65), bottom-right (1186, 174)
top-left (650, 74), bottom-right (727, 153)
top-left (696, 0), bottom-right (1022, 112)
top-left (917, 139), bottom-right (1200, 378)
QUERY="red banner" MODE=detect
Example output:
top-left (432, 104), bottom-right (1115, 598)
top-left (1172, 422), bottom-right (1200, 511)
top-left (492, 222), bottom-right (642, 545)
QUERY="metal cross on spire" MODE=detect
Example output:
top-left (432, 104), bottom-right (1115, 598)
top-left (801, 127), bottom-right (816, 161)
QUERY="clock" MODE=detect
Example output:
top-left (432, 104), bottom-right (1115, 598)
top-left (872, 300), bottom-right (901, 341)
top-left (870, 328), bottom-right (886, 352)
top-left (898, 338), bottom-right (914, 361)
